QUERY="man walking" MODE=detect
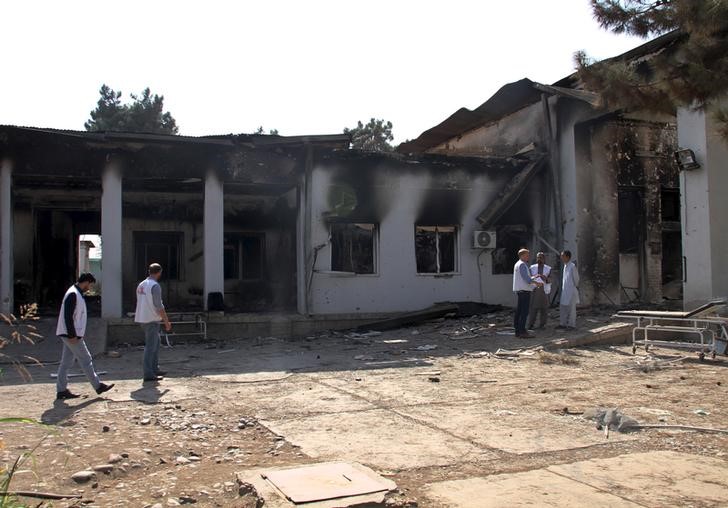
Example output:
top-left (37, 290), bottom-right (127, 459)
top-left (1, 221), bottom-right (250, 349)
top-left (55, 273), bottom-right (114, 400)
top-left (512, 248), bottom-right (540, 338)
top-left (527, 252), bottom-right (551, 330)
top-left (135, 263), bottom-right (172, 382)
top-left (558, 250), bottom-right (580, 329)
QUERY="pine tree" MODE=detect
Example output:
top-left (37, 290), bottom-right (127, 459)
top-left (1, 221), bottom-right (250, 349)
top-left (85, 85), bottom-right (179, 134)
top-left (577, 0), bottom-right (728, 138)
top-left (344, 118), bottom-right (395, 152)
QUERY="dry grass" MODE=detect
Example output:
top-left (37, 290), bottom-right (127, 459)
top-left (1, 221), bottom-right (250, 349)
top-left (538, 351), bottom-right (581, 365)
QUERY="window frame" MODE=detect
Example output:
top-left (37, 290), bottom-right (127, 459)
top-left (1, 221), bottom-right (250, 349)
top-left (414, 225), bottom-right (460, 275)
top-left (133, 231), bottom-right (184, 281)
top-left (224, 233), bottom-right (265, 282)
top-left (328, 222), bottom-right (379, 276)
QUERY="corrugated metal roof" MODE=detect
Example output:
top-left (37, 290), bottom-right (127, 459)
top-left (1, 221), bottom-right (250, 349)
top-left (0, 125), bottom-right (350, 148)
top-left (398, 30), bottom-right (683, 154)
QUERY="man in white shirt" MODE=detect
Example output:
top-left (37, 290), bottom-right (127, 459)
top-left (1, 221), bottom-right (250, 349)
top-left (527, 252), bottom-right (551, 330)
top-left (558, 250), bottom-right (580, 329)
top-left (55, 273), bottom-right (114, 400)
top-left (135, 263), bottom-right (172, 382)
top-left (512, 248), bottom-right (541, 338)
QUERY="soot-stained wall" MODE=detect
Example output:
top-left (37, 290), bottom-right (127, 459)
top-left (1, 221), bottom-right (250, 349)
top-left (307, 158), bottom-right (525, 313)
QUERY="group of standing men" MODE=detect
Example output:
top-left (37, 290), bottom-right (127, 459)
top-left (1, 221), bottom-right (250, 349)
top-left (55, 263), bottom-right (172, 400)
top-left (512, 248), bottom-right (580, 338)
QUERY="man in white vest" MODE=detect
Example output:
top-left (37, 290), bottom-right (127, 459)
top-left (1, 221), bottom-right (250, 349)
top-left (527, 252), bottom-right (552, 330)
top-left (512, 248), bottom-right (541, 338)
top-left (135, 263), bottom-right (172, 382)
top-left (55, 273), bottom-right (114, 400)
top-left (558, 250), bottom-right (580, 329)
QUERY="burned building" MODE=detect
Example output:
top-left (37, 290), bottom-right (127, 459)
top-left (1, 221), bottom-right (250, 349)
top-left (398, 32), bottom-right (706, 307)
top-left (0, 126), bottom-right (539, 331)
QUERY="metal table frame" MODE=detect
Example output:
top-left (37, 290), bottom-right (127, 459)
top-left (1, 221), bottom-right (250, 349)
top-left (161, 312), bottom-right (207, 347)
top-left (620, 314), bottom-right (728, 360)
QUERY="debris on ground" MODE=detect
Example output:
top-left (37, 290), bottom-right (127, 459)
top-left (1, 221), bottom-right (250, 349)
top-left (583, 407), bottom-right (639, 433)
top-left (538, 351), bottom-right (580, 365)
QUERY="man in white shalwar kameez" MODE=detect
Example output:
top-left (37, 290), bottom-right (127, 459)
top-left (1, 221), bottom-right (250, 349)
top-left (558, 250), bottom-right (579, 329)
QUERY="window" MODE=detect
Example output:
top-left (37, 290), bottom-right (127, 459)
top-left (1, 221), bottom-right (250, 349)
top-left (415, 226), bottom-right (457, 274)
top-left (491, 225), bottom-right (529, 275)
top-left (134, 232), bottom-right (182, 280)
top-left (661, 188), bottom-right (680, 222)
top-left (224, 234), bottom-right (264, 280)
top-left (618, 189), bottom-right (643, 254)
top-left (330, 223), bottom-right (376, 274)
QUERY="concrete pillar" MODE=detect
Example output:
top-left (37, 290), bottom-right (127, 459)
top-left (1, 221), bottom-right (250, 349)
top-left (0, 159), bottom-right (13, 316)
top-left (101, 164), bottom-right (123, 318)
top-left (677, 104), bottom-right (728, 308)
top-left (203, 169), bottom-right (224, 310)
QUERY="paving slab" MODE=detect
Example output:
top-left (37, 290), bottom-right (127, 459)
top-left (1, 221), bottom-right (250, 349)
top-left (236, 466), bottom-right (392, 508)
top-left (400, 402), bottom-right (634, 454)
top-left (548, 451), bottom-right (728, 507)
top-left (425, 468), bottom-right (639, 507)
top-left (216, 377), bottom-right (377, 419)
top-left (261, 408), bottom-right (496, 469)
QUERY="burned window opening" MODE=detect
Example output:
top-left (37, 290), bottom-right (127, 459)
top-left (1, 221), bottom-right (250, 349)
top-left (491, 225), bottom-right (529, 275)
top-left (618, 189), bottom-right (643, 254)
top-left (224, 234), bottom-right (264, 280)
top-left (661, 188), bottom-right (681, 222)
top-left (134, 231), bottom-right (182, 280)
top-left (415, 226), bottom-right (457, 274)
top-left (330, 223), bottom-right (376, 274)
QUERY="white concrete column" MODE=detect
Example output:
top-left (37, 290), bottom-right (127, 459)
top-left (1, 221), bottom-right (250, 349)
top-left (677, 103), bottom-right (728, 308)
top-left (0, 159), bottom-right (13, 316)
top-left (101, 163), bottom-right (123, 318)
top-left (203, 169), bottom-right (224, 310)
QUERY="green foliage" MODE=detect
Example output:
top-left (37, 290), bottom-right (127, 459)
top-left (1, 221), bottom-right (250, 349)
top-left (85, 84), bottom-right (179, 134)
top-left (344, 118), bottom-right (394, 152)
top-left (578, 0), bottom-right (728, 135)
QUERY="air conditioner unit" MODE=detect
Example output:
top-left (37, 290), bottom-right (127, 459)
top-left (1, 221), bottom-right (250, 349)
top-left (473, 230), bottom-right (496, 249)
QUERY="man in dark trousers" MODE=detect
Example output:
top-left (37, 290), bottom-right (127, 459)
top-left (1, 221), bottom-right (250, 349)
top-left (512, 248), bottom-right (541, 338)
top-left (55, 272), bottom-right (114, 400)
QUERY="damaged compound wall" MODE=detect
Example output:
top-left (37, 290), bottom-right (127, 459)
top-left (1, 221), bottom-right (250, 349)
top-left (573, 113), bottom-right (678, 306)
top-left (305, 153), bottom-right (537, 314)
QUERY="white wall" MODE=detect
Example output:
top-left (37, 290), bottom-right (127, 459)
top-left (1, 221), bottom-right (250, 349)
top-left (678, 102), bottom-right (728, 307)
top-left (307, 163), bottom-right (519, 314)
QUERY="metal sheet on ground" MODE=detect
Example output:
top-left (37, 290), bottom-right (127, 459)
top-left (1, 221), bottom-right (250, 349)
top-left (262, 461), bottom-right (394, 504)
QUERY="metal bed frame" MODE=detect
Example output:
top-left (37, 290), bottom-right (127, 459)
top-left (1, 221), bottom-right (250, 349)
top-left (161, 312), bottom-right (207, 347)
top-left (615, 300), bottom-right (727, 361)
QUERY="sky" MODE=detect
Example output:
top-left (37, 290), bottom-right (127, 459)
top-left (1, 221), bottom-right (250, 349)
top-left (0, 1), bottom-right (645, 144)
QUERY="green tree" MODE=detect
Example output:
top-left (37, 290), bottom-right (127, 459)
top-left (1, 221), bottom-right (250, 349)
top-left (85, 84), bottom-right (179, 134)
top-left (344, 118), bottom-right (394, 151)
top-left (576, 0), bottom-right (728, 137)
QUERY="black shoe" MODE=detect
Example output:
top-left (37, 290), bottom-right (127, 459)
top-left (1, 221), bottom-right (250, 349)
top-left (96, 383), bottom-right (115, 395)
top-left (155, 371), bottom-right (167, 377)
top-left (143, 376), bottom-right (163, 382)
top-left (56, 389), bottom-right (81, 400)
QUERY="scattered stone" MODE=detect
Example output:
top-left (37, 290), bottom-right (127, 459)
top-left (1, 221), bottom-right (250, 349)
top-left (178, 496), bottom-right (197, 504)
top-left (143, 448), bottom-right (153, 454)
top-left (176, 456), bottom-right (191, 465)
top-left (188, 456), bottom-right (201, 462)
top-left (71, 470), bottom-right (97, 483)
top-left (93, 464), bottom-right (114, 474)
top-left (694, 409), bottom-right (711, 416)
top-left (140, 418), bottom-right (152, 425)
top-left (428, 377), bottom-right (440, 383)
top-left (108, 454), bottom-right (124, 464)
top-left (102, 425), bottom-right (111, 433)
top-left (107, 351), bottom-right (122, 358)
top-left (167, 498), bottom-right (181, 506)
top-left (121, 452), bottom-right (130, 458)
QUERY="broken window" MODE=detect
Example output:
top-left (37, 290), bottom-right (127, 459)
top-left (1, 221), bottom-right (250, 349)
top-left (330, 223), bottom-right (376, 274)
top-left (491, 226), bottom-right (529, 275)
top-left (618, 189), bottom-right (643, 254)
top-left (415, 226), bottom-right (457, 274)
top-left (224, 234), bottom-right (264, 280)
top-left (134, 231), bottom-right (182, 280)
top-left (661, 188), bottom-right (680, 222)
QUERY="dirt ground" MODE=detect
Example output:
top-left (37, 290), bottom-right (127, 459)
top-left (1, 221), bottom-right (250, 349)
top-left (2, 308), bottom-right (728, 507)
